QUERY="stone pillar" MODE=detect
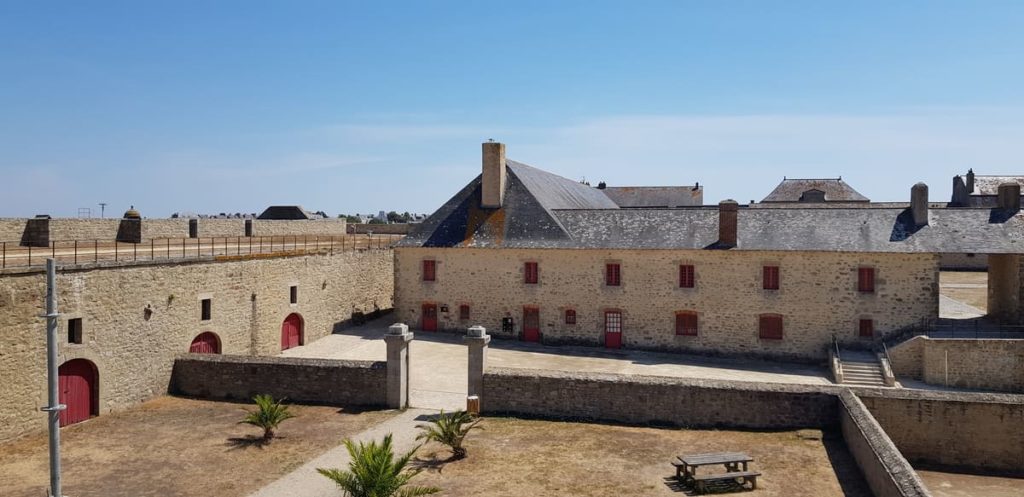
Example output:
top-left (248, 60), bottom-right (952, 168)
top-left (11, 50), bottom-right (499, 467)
top-left (384, 323), bottom-right (413, 409)
top-left (911, 183), bottom-right (929, 227)
top-left (464, 325), bottom-right (491, 409)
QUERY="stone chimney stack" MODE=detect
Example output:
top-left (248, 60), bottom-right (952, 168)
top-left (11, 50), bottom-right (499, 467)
top-left (718, 200), bottom-right (738, 248)
top-left (481, 141), bottom-right (507, 209)
top-left (997, 183), bottom-right (1021, 211)
top-left (911, 183), bottom-right (929, 227)
top-left (966, 168), bottom-right (975, 193)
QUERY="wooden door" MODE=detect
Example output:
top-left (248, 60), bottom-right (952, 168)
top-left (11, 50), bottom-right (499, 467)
top-left (59, 359), bottom-right (97, 427)
top-left (281, 313), bottom-right (303, 350)
top-left (421, 303), bottom-right (438, 331)
top-left (189, 332), bottom-right (220, 354)
top-left (604, 311), bottom-right (622, 349)
top-left (523, 307), bottom-right (540, 342)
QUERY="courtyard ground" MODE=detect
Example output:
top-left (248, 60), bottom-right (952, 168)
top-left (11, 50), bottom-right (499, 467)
top-left (0, 396), bottom-right (393, 497)
top-left (939, 270), bottom-right (988, 316)
top-left (917, 469), bottom-right (1024, 497)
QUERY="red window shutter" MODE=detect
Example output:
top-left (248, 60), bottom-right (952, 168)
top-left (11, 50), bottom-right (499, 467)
top-left (759, 315), bottom-right (783, 340)
top-left (606, 264), bottom-right (621, 286)
top-left (675, 313), bottom-right (698, 336)
top-left (859, 319), bottom-right (874, 337)
top-left (858, 267), bottom-right (875, 293)
top-left (459, 304), bottom-right (470, 321)
top-left (525, 262), bottom-right (538, 284)
top-left (565, 309), bottom-right (576, 325)
top-left (423, 260), bottom-right (436, 281)
top-left (679, 265), bottom-right (695, 288)
top-left (763, 266), bottom-right (779, 290)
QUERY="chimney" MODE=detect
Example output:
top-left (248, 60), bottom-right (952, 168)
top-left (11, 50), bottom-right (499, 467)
top-left (966, 168), bottom-right (975, 193)
top-left (911, 182), bottom-right (929, 227)
top-left (481, 141), bottom-right (507, 208)
top-left (997, 183), bottom-right (1021, 211)
top-left (718, 200), bottom-right (738, 248)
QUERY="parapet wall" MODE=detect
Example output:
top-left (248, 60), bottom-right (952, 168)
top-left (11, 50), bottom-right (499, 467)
top-left (347, 223), bottom-right (413, 235)
top-left (838, 391), bottom-right (932, 497)
top-left (482, 367), bottom-right (839, 429)
top-left (888, 336), bottom-right (1024, 393)
top-left (170, 354), bottom-right (387, 407)
top-left (0, 217), bottom-right (348, 242)
top-left (859, 389), bottom-right (1024, 474)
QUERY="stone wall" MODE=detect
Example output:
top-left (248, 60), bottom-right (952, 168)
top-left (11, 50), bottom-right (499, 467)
top-left (348, 223), bottom-right (413, 235)
top-left (0, 218), bottom-right (348, 242)
top-left (170, 354), bottom-right (386, 407)
top-left (0, 249), bottom-right (393, 442)
top-left (482, 367), bottom-right (839, 429)
top-left (987, 254), bottom-right (1023, 323)
top-left (938, 252), bottom-right (988, 270)
top-left (396, 247), bottom-right (938, 359)
top-left (859, 389), bottom-right (1024, 474)
top-left (888, 336), bottom-right (1024, 393)
top-left (838, 391), bottom-right (932, 497)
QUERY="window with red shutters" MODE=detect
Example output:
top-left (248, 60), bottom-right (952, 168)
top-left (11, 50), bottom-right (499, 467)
top-left (763, 266), bottom-right (780, 290)
top-left (859, 318), bottom-right (874, 337)
top-left (606, 263), bottom-right (621, 286)
top-left (858, 267), bottom-right (875, 293)
top-left (459, 304), bottom-right (470, 321)
top-left (759, 314), bottom-right (784, 340)
top-left (679, 265), bottom-right (695, 288)
top-left (565, 309), bottom-right (576, 325)
top-left (422, 260), bottom-right (436, 281)
top-left (524, 262), bottom-right (538, 284)
top-left (675, 312), bottom-right (698, 336)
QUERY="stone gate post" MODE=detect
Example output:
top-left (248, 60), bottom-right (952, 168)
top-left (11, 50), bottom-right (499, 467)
top-left (465, 325), bottom-right (490, 410)
top-left (384, 323), bottom-right (413, 409)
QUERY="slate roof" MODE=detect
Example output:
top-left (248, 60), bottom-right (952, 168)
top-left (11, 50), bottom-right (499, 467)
top-left (972, 176), bottom-right (1024, 196)
top-left (257, 206), bottom-right (312, 220)
top-left (761, 178), bottom-right (869, 203)
top-left (401, 160), bottom-right (1024, 254)
top-left (601, 186), bottom-right (703, 208)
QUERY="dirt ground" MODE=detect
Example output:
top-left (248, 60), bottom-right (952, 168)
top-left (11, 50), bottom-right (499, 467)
top-left (917, 469), bottom-right (1024, 497)
top-left (409, 417), bottom-right (871, 497)
top-left (939, 271), bottom-right (988, 311)
top-left (0, 396), bottom-right (392, 497)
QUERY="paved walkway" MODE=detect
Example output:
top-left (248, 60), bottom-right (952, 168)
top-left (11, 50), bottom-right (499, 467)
top-left (939, 294), bottom-right (986, 319)
top-left (249, 408), bottom-right (436, 497)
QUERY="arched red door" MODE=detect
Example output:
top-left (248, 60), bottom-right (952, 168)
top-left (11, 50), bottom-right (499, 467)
top-left (59, 359), bottom-right (97, 427)
top-left (189, 332), bottom-right (221, 354)
top-left (281, 313), bottom-right (303, 350)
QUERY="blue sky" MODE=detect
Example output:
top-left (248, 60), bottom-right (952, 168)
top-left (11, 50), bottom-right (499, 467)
top-left (1, 1), bottom-right (1023, 218)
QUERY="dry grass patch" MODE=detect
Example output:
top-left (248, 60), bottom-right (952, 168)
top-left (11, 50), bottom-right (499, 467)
top-left (0, 396), bottom-right (392, 497)
top-left (410, 417), bottom-right (871, 497)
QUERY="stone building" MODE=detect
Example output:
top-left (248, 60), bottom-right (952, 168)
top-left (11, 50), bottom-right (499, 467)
top-left (761, 177), bottom-right (870, 204)
top-left (394, 142), bottom-right (1024, 360)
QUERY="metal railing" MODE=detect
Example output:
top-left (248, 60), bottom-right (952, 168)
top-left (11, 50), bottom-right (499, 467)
top-left (0, 234), bottom-right (404, 269)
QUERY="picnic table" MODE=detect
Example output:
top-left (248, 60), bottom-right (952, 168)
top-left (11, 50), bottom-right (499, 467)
top-left (672, 452), bottom-right (760, 494)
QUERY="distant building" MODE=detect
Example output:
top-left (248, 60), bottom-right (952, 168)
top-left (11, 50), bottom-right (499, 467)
top-left (597, 184), bottom-right (703, 208)
top-left (950, 169), bottom-right (1024, 208)
top-left (257, 205), bottom-right (314, 220)
top-left (761, 178), bottom-right (869, 204)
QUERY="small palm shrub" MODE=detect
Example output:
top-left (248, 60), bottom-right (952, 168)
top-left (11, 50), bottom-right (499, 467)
top-left (318, 434), bottom-right (440, 497)
top-left (240, 394), bottom-right (296, 441)
top-left (415, 410), bottom-right (482, 459)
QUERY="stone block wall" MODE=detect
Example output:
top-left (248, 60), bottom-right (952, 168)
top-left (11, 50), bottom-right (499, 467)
top-left (0, 218), bottom-right (349, 242)
top-left (348, 223), bottom-right (413, 235)
top-left (0, 249), bottom-right (393, 442)
top-left (988, 254), bottom-right (1023, 323)
top-left (938, 253), bottom-right (988, 270)
top-left (860, 389), bottom-right (1024, 474)
top-left (170, 354), bottom-right (386, 407)
top-left (889, 337), bottom-right (1024, 393)
top-left (482, 367), bottom-right (839, 429)
top-left (838, 391), bottom-right (931, 497)
top-left (396, 247), bottom-right (938, 360)
top-left (251, 219), bottom-right (348, 236)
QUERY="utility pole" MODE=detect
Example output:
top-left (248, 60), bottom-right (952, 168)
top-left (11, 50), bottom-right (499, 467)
top-left (99, 203), bottom-right (107, 219)
top-left (40, 259), bottom-right (64, 497)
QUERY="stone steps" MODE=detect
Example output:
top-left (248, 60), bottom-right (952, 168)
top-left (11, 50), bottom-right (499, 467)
top-left (838, 351), bottom-right (888, 387)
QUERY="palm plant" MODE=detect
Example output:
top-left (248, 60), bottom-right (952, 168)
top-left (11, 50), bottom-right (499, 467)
top-left (415, 410), bottom-right (482, 459)
top-left (317, 434), bottom-right (440, 497)
top-left (239, 394), bottom-right (295, 441)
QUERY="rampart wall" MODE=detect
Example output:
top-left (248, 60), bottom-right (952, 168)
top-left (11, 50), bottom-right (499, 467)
top-left (888, 336), bottom-right (1024, 393)
top-left (0, 217), bottom-right (348, 242)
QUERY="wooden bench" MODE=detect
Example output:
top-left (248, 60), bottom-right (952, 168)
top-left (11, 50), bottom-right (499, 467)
top-left (692, 471), bottom-right (761, 494)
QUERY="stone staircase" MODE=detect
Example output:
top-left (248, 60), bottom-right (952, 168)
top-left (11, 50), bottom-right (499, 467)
top-left (837, 350), bottom-right (889, 387)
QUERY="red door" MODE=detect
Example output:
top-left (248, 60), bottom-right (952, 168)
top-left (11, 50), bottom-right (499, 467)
top-left (189, 332), bottom-right (220, 354)
top-left (604, 311), bottom-right (622, 349)
top-left (421, 303), bottom-right (438, 331)
top-left (281, 313), bottom-right (303, 350)
top-left (523, 307), bottom-right (540, 342)
top-left (59, 359), bottom-right (97, 427)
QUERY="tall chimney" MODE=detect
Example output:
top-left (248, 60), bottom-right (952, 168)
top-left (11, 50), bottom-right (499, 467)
top-left (718, 200), bottom-right (738, 248)
top-left (481, 141), bottom-right (507, 208)
top-left (997, 183), bottom-right (1021, 211)
top-left (966, 168), bottom-right (975, 193)
top-left (911, 182), bottom-right (929, 227)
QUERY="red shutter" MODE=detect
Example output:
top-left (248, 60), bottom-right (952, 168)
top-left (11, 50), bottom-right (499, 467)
top-left (606, 263), bottom-right (621, 286)
top-left (423, 260), bottom-right (436, 281)
top-left (524, 262), bottom-right (538, 284)
top-left (763, 266), bottom-right (779, 290)
top-left (759, 314), bottom-right (783, 340)
top-left (858, 267), bottom-right (875, 293)
top-left (675, 313), bottom-right (698, 336)
top-left (859, 319), bottom-right (874, 337)
top-left (459, 304), bottom-right (470, 321)
top-left (565, 309), bottom-right (576, 325)
top-left (679, 265), bottom-right (695, 288)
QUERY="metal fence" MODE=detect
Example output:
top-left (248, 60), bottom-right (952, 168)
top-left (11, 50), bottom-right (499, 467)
top-left (0, 234), bottom-right (404, 269)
